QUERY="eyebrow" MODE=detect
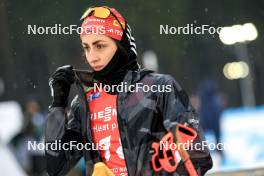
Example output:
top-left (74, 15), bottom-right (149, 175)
top-left (82, 40), bottom-right (106, 46)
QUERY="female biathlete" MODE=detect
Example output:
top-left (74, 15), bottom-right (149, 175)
top-left (45, 6), bottom-right (213, 176)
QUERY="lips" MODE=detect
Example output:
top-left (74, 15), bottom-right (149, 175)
top-left (93, 65), bottom-right (104, 71)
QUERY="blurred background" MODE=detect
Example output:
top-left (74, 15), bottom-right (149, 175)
top-left (0, 0), bottom-right (264, 175)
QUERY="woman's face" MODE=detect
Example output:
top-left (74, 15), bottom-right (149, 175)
top-left (81, 34), bottom-right (117, 71)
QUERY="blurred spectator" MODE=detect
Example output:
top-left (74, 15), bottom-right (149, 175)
top-left (24, 100), bottom-right (45, 141)
top-left (190, 94), bottom-right (200, 110)
top-left (10, 99), bottom-right (46, 175)
top-left (198, 80), bottom-right (226, 145)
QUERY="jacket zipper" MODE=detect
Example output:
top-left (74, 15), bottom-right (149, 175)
top-left (122, 120), bottom-right (132, 150)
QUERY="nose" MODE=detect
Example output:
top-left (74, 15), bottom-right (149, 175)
top-left (87, 49), bottom-right (99, 64)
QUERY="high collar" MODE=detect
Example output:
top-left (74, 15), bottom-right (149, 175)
top-left (73, 68), bottom-right (154, 93)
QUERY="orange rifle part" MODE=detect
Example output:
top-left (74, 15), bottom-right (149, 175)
top-left (151, 124), bottom-right (198, 176)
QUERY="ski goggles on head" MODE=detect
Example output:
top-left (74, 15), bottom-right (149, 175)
top-left (80, 6), bottom-right (126, 31)
top-left (81, 6), bottom-right (110, 19)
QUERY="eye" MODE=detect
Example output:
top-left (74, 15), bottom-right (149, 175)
top-left (82, 45), bottom-right (90, 52)
top-left (96, 44), bottom-right (105, 49)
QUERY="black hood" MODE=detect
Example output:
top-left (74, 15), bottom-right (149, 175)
top-left (92, 23), bottom-right (139, 86)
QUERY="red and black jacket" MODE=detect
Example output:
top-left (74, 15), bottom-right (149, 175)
top-left (45, 68), bottom-right (213, 176)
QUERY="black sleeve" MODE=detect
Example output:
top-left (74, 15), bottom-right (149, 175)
top-left (45, 95), bottom-right (84, 176)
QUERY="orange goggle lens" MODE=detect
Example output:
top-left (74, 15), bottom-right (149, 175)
top-left (80, 6), bottom-right (111, 20)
